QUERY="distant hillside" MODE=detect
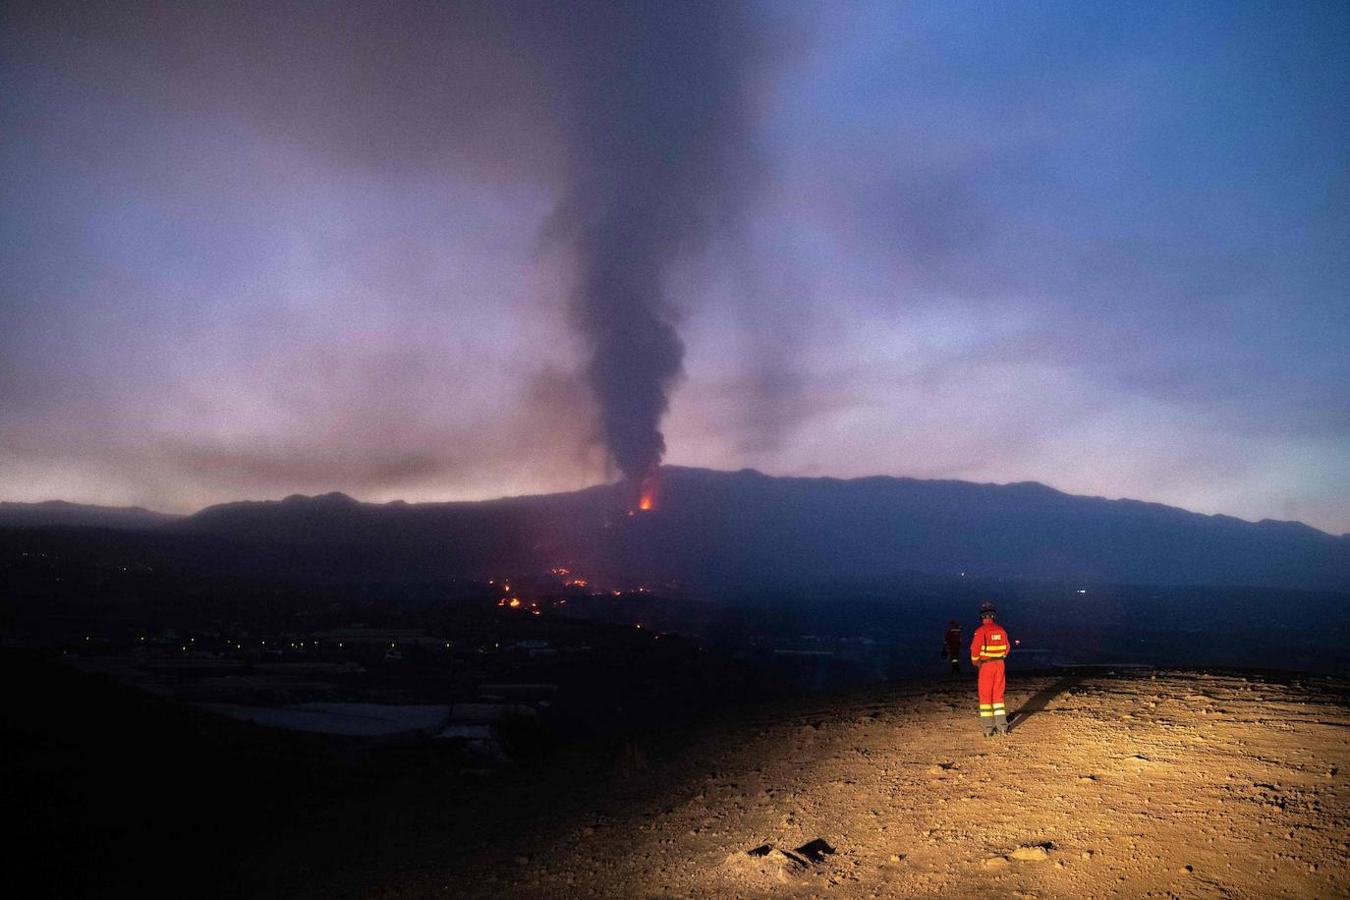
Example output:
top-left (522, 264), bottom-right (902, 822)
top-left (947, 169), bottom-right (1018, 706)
top-left (0, 500), bottom-right (181, 530)
top-left (162, 468), bottom-right (1350, 592)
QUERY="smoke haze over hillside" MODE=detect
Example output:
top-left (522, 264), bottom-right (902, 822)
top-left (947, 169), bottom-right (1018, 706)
top-left (1, 2), bottom-right (1347, 531)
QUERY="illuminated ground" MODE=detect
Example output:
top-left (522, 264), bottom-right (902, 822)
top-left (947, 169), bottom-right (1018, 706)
top-left (364, 669), bottom-right (1348, 899)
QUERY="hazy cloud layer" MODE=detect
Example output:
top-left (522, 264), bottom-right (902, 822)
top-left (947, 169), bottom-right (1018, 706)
top-left (2, 1), bottom-right (1347, 532)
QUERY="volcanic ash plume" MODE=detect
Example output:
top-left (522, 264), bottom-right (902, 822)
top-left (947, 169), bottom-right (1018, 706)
top-left (552, 2), bottom-right (762, 484)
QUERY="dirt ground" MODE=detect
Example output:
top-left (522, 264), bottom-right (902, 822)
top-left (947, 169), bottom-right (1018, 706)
top-left (373, 668), bottom-right (1349, 899)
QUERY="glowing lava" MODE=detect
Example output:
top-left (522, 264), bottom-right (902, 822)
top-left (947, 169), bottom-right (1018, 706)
top-left (636, 469), bottom-right (660, 512)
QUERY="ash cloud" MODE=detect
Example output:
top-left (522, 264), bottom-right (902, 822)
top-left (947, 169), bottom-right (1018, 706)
top-left (2, 1), bottom-right (774, 494)
top-left (544, 3), bottom-right (765, 482)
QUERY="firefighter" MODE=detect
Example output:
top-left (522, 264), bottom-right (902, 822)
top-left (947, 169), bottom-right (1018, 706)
top-left (970, 601), bottom-right (1011, 736)
top-left (942, 620), bottom-right (963, 674)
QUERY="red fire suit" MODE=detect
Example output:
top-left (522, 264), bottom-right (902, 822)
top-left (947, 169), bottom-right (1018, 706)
top-left (970, 619), bottom-right (1011, 733)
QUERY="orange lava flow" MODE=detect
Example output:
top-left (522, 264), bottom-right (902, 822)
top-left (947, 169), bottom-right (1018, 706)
top-left (637, 470), bottom-right (660, 512)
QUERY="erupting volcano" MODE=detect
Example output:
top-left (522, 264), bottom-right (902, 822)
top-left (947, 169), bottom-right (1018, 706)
top-left (622, 467), bottom-right (661, 515)
top-left (637, 469), bottom-right (660, 512)
top-left (556, 3), bottom-right (760, 492)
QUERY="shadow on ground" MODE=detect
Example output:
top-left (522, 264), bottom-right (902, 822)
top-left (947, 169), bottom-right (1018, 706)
top-left (1010, 674), bottom-right (1089, 731)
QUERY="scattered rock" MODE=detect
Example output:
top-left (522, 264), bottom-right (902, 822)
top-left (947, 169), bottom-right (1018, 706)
top-left (723, 845), bottom-right (811, 883)
top-left (796, 838), bottom-right (837, 863)
top-left (724, 839), bottom-right (835, 884)
top-left (1009, 845), bottom-right (1051, 861)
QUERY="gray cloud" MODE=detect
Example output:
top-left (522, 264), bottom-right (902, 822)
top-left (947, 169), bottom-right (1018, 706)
top-left (2, 1), bottom-right (1346, 532)
top-left (2, 0), bottom-right (563, 177)
top-left (541, 2), bottom-right (767, 482)
top-left (4, 0), bottom-right (779, 487)
top-left (779, 0), bottom-right (1350, 451)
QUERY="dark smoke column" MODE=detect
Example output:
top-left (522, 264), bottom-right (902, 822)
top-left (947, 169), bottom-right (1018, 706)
top-left (556, 2), bottom-right (760, 483)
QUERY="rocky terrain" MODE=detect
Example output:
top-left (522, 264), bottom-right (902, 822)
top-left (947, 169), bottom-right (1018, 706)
top-left (342, 668), bottom-right (1348, 899)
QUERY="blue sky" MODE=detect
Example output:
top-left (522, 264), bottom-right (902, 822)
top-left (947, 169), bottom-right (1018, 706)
top-left (2, 1), bottom-right (1347, 533)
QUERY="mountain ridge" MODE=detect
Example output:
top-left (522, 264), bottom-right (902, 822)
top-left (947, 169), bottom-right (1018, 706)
top-left (3, 468), bottom-right (1346, 591)
top-left (1, 469), bottom-right (1339, 537)
top-left (0, 499), bottom-right (181, 530)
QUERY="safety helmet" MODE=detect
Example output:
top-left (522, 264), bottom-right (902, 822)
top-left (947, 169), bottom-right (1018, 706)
top-left (978, 601), bottom-right (996, 617)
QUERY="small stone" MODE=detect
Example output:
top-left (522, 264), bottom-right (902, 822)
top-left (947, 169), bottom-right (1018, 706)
top-left (889, 854), bottom-right (903, 863)
top-left (514, 855), bottom-right (531, 865)
top-left (1010, 846), bottom-right (1050, 862)
top-left (984, 857), bottom-right (1011, 869)
top-left (1180, 865), bottom-right (1193, 875)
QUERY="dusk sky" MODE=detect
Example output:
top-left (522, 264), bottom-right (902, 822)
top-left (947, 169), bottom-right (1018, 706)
top-left (3, 1), bottom-right (1347, 534)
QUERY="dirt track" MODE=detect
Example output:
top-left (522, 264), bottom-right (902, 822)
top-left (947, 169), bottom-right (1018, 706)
top-left (381, 669), bottom-right (1349, 898)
